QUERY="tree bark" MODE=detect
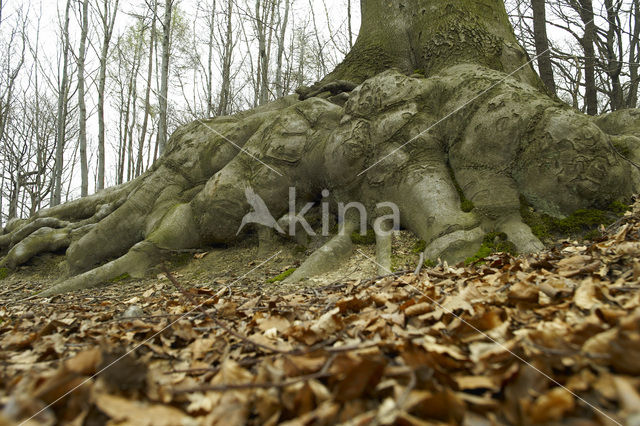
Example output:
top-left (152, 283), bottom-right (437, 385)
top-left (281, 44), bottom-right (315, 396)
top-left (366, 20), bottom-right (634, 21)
top-left (77, 0), bottom-right (89, 197)
top-left (578, 0), bottom-right (598, 115)
top-left (97, 0), bottom-right (120, 190)
top-left (312, 0), bottom-right (544, 90)
top-left (156, 0), bottom-right (172, 155)
top-left (136, 0), bottom-right (157, 177)
top-left (275, 0), bottom-right (290, 98)
top-left (217, 0), bottom-right (234, 116)
top-left (531, 0), bottom-right (556, 95)
top-left (52, 0), bottom-right (72, 207)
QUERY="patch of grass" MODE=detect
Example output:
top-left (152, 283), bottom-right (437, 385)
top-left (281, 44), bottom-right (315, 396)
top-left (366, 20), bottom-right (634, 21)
top-left (109, 273), bottom-right (131, 284)
top-left (0, 267), bottom-right (9, 280)
top-left (465, 232), bottom-right (517, 265)
top-left (351, 229), bottom-right (376, 245)
top-left (267, 268), bottom-right (297, 283)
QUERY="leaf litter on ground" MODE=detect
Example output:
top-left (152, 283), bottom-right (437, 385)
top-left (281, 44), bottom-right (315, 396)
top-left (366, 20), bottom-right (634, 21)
top-left (1, 202), bottom-right (640, 424)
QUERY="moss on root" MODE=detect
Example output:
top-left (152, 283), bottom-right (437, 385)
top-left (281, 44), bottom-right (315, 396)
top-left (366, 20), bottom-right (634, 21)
top-left (108, 273), bottom-right (131, 284)
top-left (520, 196), bottom-right (630, 242)
top-left (0, 267), bottom-right (9, 280)
top-left (447, 164), bottom-right (475, 212)
top-left (351, 229), bottom-right (376, 245)
top-left (465, 232), bottom-right (517, 265)
top-left (267, 268), bottom-right (297, 283)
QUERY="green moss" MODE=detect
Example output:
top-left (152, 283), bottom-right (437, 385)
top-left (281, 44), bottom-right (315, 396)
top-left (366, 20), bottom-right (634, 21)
top-left (411, 239), bottom-right (427, 253)
top-left (447, 163), bottom-right (475, 212)
top-left (460, 199), bottom-right (475, 212)
top-left (109, 273), bottom-right (131, 283)
top-left (267, 268), bottom-right (297, 283)
top-left (583, 229), bottom-right (603, 241)
top-left (0, 267), bottom-right (9, 280)
top-left (351, 229), bottom-right (376, 245)
top-left (608, 200), bottom-right (630, 215)
top-left (520, 196), bottom-right (629, 242)
top-left (423, 258), bottom-right (436, 268)
top-left (465, 232), bottom-right (517, 265)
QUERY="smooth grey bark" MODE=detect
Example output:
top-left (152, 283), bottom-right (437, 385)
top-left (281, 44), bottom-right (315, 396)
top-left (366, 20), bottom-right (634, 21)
top-left (216, 0), bottom-right (233, 116)
top-left (627, 0), bottom-right (640, 108)
top-left (156, 0), bottom-right (172, 155)
top-left (136, 0), bottom-right (157, 177)
top-left (96, 0), bottom-right (120, 190)
top-left (531, 0), bottom-right (556, 95)
top-left (205, 0), bottom-right (216, 117)
top-left (274, 0), bottom-right (290, 98)
top-left (52, 0), bottom-right (72, 207)
top-left (77, 0), bottom-right (89, 197)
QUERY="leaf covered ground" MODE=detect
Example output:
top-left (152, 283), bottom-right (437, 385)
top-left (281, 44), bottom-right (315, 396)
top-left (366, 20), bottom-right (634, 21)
top-left (1, 204), bottom-right (640, 425)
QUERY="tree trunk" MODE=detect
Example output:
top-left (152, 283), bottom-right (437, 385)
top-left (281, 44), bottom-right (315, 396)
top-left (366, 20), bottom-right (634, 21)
top-left (274, 0), bottom-right (290, 98)
top-left (156, 0), bottom-right (172, 155)
top-left (531, 0), bottom-right (556, 95)
top-left (97, 0), bottom-right (120, 190)
top-left (578, 0), bottom-right (598, 115)
top-left (136, 0), bottom-right (157, 177)
top-left (77, 0), bottom-right (89, 197)
top-left (6, 0), bottom-right (639, 296)
top-left (311, 0), bottom-right (544, 90)
top-left (626, 0), bottom-right (640, 108)
top-left (217, 0), bottom-right (233, 116)
top-left (52, 0), bottom-right (72, 207)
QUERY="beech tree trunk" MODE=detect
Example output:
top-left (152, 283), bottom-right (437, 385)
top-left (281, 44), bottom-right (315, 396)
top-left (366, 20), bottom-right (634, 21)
top-left (531, 0), bottom-right (556, 95)
top-left (3, 0), bottom-right (639, 296)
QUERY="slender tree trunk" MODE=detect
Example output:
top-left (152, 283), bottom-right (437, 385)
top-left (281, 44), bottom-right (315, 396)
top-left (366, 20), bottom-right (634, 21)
top-left (274, 0), bottom-right (290, 98)
top-left (97, 0), bottom-right (120, 190)
top-left (78, 0), bottom-right (89, 197)
top-left (136, 0), bottom-right (157, 177)
top-left (206, 0), bottom-right (216, 117)
top-left (578, 0), bottom-right (598, 115)
top-left (347, 0), bottom-right (353, 48)
top-left (603, 0), bottom-right (623, 111)
top-left (52, 0), bottom-right (72, 207)
top-left (531, 0), bottom-right (556, 95)
top-left (156, 0), bottom-right (172, 156)
top-left (217, 0), bottom-right (233, 116)
top-left (627, 0), bottom-right (640, 108)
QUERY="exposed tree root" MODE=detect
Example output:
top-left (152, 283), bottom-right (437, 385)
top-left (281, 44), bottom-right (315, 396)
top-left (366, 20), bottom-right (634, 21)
top-left (2, 65), bottom-right (638, 294)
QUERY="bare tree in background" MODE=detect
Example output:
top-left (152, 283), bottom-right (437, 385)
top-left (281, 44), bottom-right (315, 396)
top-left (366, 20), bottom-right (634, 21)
top-left (274, 0), bottom-right (290, 98)
top-left (217, 0), bottom-right (235, 116)
top-left (77, 0), bottom-right (90, 197)
top-left (531, 0), bottom-right (556, 94)
top-left (95, 0), bottom-right (120, 190)
top-left (156, 0), bottom-right (174, 155)
top-left (52, 0), bottom-right (72, 207)
top-left (136, 0), bottom-right (157, 177)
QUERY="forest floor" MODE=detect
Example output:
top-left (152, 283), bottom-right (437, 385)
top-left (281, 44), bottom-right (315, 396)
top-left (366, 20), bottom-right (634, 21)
top-left (1, 206), bottom-right (640, 425)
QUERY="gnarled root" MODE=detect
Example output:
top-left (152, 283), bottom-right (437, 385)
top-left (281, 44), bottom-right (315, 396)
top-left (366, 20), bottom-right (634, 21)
top-left (284, 220), bottom-right (358, 283)
top-left (40, 241), bottom-right (164, 296)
